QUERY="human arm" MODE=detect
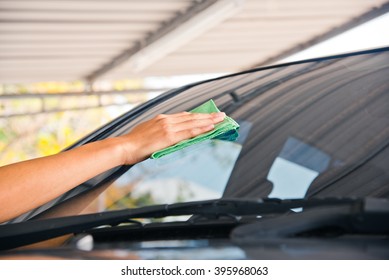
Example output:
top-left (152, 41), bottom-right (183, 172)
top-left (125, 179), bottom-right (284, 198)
top-left (0, 111), bottom-right (225, 223)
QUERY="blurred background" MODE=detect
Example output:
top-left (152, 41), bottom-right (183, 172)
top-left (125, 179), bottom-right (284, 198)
top-left (1, 0), bottom-right (389, 166)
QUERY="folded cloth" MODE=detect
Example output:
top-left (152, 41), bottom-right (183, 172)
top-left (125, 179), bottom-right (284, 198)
top-left (151, 99), bottom-right (240, 159)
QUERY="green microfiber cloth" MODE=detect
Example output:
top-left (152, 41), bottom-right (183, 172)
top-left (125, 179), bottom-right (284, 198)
top-left (151, 99), bottom-right (239, 159)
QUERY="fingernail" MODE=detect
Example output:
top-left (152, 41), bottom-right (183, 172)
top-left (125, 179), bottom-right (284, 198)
top-left (214, 112), bottom-right (225, 117)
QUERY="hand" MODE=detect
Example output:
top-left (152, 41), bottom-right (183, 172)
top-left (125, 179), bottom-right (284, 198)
top-left (116, 111), bottom-right (226, 164)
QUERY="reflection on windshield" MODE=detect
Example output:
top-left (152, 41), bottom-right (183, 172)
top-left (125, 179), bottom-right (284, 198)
top-left (267, 137), bottom-right (331, 199)
top-left (100, 140), bottom-right (242, 211)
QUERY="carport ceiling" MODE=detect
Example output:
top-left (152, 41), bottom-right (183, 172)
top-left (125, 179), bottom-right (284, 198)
top-left (0, 0), bottom-right (388, 83)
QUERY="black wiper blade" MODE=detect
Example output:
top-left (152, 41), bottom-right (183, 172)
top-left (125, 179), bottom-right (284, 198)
top-left (0, 197), bottom-right (363, 250)
top-left (232, 198), bottom-right (389, 243)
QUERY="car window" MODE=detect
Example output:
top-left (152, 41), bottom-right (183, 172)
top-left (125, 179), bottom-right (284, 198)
top-left (87, 49), bottom-right (389, 214)
top-left (12, 48), bottom-right (389, 223)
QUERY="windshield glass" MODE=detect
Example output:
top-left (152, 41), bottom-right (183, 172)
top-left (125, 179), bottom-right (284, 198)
top-left (13, 48), bottom-right (389, 222)
top-left (107, 140), bottom-right (243, 210)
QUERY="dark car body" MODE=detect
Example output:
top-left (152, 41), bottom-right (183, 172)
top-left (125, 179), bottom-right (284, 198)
top-left (1, 47), bottom-right (389, 259)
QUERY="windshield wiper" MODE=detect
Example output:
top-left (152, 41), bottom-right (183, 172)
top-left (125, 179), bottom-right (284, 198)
top-left (0, 197), bottom-right (385, 250)
top-left (232, 197), bottom-right (389, 243)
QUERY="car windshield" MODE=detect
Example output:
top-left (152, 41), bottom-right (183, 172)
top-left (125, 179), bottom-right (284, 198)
top-left (12, 48), bottom-right (389, 223)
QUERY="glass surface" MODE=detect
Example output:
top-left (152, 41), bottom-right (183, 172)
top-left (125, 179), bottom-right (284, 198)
top-left (267, 137), bottom-right (331, 199)
top-left (105, 140), bottom-right (242, 211)
top-left (14, 48), bottom-right (389, 222)
top-left (94, 49), bottom-right (389, 212)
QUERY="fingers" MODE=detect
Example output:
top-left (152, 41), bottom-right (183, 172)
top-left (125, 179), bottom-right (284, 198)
top-left (173, 117), bottom-right (220, 133)
top-left (174, 124), bottom-right (216, 141)
top-left (154, 112), bottom-right (225, 136)
top-left (179, 113), bottom-right (224, 128)
top-left (165, 112), bottom-right (225, 124)
top-left (155, 111), bottom-right (225, 143)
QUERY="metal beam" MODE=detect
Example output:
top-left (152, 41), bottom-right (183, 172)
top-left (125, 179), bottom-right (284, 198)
top-left (84, 0), bottom-right (220, 82)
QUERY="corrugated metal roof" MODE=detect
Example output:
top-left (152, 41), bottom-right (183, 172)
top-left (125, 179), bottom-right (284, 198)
top-left (0, 0), bottom-right (388, 83)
